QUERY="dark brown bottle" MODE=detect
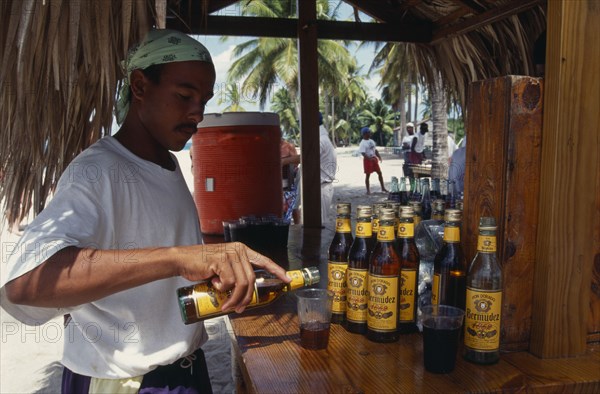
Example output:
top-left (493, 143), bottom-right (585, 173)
top-left (366, 208), bottom-right (401, 343)
top-left (464, 217), bottom-right (502, 365)
top-left (346, 205), bottom-right (375, 334)
top-left (177, 267), bottom-right (320, 324)
top-left (328, 202), bottom-right (353, 324)
top-left (397, 206), bottom-right (420, 334)
top-left (432, 209), bottom-right (467, 310)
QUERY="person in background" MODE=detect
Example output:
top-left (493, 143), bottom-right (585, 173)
top-left (401, 122), bottom-right (419, 177)
top-left (448, 136), bottom-right (466, 196)
top-left (1, 29), bottom-right (289, 393)
top-left (281, 137), bottom-right (301, 224)
top-left (358, 127), bottom-right (388, 194)
top-left (415, 122), bottom-right (429, 162)
top-left (319, 112), bottom-right (337, 225)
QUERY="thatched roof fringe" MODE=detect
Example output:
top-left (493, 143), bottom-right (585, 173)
top-left (1, 0), bottom-right (154, 227)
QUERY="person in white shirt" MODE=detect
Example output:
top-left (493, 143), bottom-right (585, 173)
top-left (358, 127), bottom-right (388, 194)
top-left (319, 113), bottom-right (337, 224)
top-left (415, 122), bottom-right (429, 162)
top-left (1, 29), bottom-right (289, 393)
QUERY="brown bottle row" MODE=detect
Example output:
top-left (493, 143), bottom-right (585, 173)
top-left (327, 202), bottom-right (503, 365)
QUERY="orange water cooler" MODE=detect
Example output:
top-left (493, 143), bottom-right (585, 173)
top-left (191, 112), bottom-right (283, 234)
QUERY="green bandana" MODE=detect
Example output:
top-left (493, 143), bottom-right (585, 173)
top-left (115, 29), bottom-right (213, 125)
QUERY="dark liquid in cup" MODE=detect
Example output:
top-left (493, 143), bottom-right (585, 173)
top-left (300, 322), bottom-right (330, 350)
top-left (423, 325), bottom-right (461, 373)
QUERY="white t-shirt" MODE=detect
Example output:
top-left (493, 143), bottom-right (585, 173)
top-left (358, 139), bottom-right (377, 158)
top-left (415, 131), bottom-right (427, 153)
top-left (1, 137), bottom-right (206, 378)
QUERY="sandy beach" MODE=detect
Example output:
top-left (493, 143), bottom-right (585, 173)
top-left (0, 145), bottom-right (406, 393)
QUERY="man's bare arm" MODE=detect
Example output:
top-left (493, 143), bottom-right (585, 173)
top-left (5, 242), bottom-right (289, 313)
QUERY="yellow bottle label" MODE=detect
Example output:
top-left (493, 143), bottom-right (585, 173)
top-left (355, 222), bottom-right (372, 238)
top-left (397, 222), bottom-right (415, 238)
top-left (287, 269), bottom-right (305, 290)
top-left (346, 268), bottom-right (369, 324)
top-left (399, 269), bottom-right (417, 322)
top-left (464, 288), bottom-right (502, 351)
top-left (444, 226), bottom-right (460, 243)
top-left (477, 235), bottom-right (497, 253)
top-left (328, 262), bottom-right (348, 314)
top-left (433, 213), bottom-right (444, 220)
top-left (377, 225), bottom-right (396, 242)
top-left (372, 218), bottom-right (379, 235)
top-left (193, 282), bottom-right (258, 318)
top-left (367, 274), bottom-right (399, 332)
top-left (432, 273), bottom-right (440, 305)
top-left (336, 218), bottom-right (352, 233)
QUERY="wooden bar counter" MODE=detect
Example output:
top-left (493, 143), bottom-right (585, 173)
top-left (210, 226), bottom-right (600, 393)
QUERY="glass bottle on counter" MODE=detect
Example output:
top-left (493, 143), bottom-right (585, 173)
top-left (432, 209), bottom-right (467, 310)
top-left (397, 206), bottom-right (420, 334)
top-left (408, 201), bottom-right (422, 227)
top-left (177, 267), bottom-right (321, 324)
top-left (371, 202), bottom-right (387, 242)
top-left (432, 199), bottom-right (446, 221)
top-left (346, 205), bottom-right (375, 334)
top-left (464, 217), bottom-right (503, 365)
top-left (431, 178), bottom-right (441, 200)
top-left (328, 202), bottom-right (353, 324)
top-left (399, 176), bottom-right (409, 205)
top-left (420, 178), bottom-right (432, 220)
top-left (388, 176), bottom-right (401, 202)
top-left (367, 208), bottom-right (401, 343)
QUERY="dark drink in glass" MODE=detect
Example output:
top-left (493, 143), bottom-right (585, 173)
top-left (423, 324), bottom-right (461, 373)
top-left (300, 321), bottom-right (331, 350)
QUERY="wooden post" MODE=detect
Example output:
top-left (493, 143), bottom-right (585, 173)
top-left (464, 76), bottom-right (544, 352)
top-left (530, 0), bottom-right (600, 357)
top-left (297, 0), bottom-right (321, 228)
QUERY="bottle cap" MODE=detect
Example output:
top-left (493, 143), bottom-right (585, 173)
top-left (379, 208), bottom-right (396, 221)
top-left (336, 203), bottom-right (351, 216)
top-left (356, 205), bottom-right (373, 218)
top-left (444, 209), bottom-right (462, 222)
top-left (408, 201), bottom-right (422, 213)
top-left (433, 199), bottom-right (445, 211)
top-left (479, 216), bottom-right (497, 230)
top-left (400, 205), bottom-right (415, 218)
top-left (302, 267), bottom-right (321, 285)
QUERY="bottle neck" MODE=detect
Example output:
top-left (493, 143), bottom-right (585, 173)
top-left (443, 223), bottom-right (461, 243)
top-left (397, 220), bottom-right (415, 239)
top-left (355, 218), bottom-right (373, 238)
top-left (335, 216), bottom-right (352, 233)
top-left (376, 220), bottom-right (396, 242)
top-left (477, 232), bottom-right (497, 253)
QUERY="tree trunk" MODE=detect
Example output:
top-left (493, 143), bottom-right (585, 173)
top-left (406, 82), bottom-right (412, 122)
top-left (399, 83), bottom-right (406, 145)
top-left (414, 84), bottom-right (419, 121)
top-left (431, 73), bottom-right (449, 180)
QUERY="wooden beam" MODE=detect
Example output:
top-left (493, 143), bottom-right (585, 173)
top-left (530, 0), bottom-right (600, 357)
top-left (297, 0), bottom-right (321, 229)
top-left (431, 0), bottom-right (545, 44)
top-left (170, 15), bottom-right (431, 42)
top-left (342, 0), bottom-right (419, 23)
top-left (450, 0), bottom-right (486, 14)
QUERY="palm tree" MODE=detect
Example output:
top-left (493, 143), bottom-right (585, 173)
top-left (225, 0), bottom-right (355, 124)
top-left (217, 83), bottom-right (246, 112)
top-left (359, 98), bottom-right (396, 147)
top-left (271, 88), bottom-right (299, 142)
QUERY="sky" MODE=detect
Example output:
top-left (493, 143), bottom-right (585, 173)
top-left (190, 1), bottom-right (383, 114)
top-left (192, 35), bottom-right (382, 115)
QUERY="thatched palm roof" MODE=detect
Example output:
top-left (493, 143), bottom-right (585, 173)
top-left (0, 0), bottom-right (546, 227)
